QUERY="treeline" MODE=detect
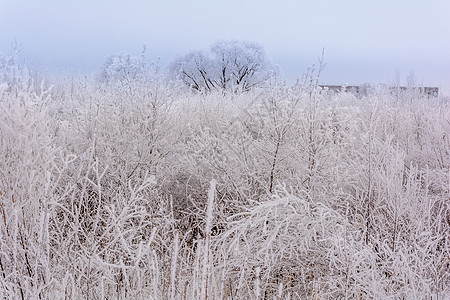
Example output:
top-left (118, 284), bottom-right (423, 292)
top-left (97, 40), bottom-right (277, 96)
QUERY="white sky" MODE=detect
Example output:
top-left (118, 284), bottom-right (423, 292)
top-left (1, 0), bottom-right (449, 94)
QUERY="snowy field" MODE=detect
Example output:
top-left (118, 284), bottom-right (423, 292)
top-left (0, 55), bottom-right (449, 299)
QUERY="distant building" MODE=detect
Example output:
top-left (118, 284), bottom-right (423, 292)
top-left (423, 87), bottom-right (439, 97)
top-left (318, 84), bottom-right (366, 96)
top-left (319, 84), bottom-right (439, 98)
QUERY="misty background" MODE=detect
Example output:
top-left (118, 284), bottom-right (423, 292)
top-left (1, 0), bottom-right (449, 94)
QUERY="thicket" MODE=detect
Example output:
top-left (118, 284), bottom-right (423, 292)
top-left (0, 50), bottom-right (449, 299)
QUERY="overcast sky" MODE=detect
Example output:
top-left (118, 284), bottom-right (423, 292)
top-left (1, 0), bottom-right (449, 94)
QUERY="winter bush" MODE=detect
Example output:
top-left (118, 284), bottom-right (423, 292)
top-left (0, 52), bottom-right (449, 299)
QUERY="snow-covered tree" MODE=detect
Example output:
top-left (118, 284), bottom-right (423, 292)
top-left (169, 40), bottom-right (276, 94)
top-left (211, 40), bottom-right (275, 93)
top-left (169, 50), bottom-right (215, 94)
top-left (97, 47), bottom-right (156, 97)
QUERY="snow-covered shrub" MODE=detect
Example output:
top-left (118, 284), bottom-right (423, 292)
top-left (0, 44), bottom-right (32, 96)
top-left (213, 184), bottom-right (380, 298)
top-left (1, 52), bottom-right (448, 298)
top-left (0, 82), bottom-right (58, 299)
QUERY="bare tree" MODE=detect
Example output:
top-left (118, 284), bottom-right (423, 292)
top-left (169, 50), bottom-right (216, 94)
top-left (169, 40), bottom-right (276, 94)
top-left (211, 40), bottom-right (274, 93)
